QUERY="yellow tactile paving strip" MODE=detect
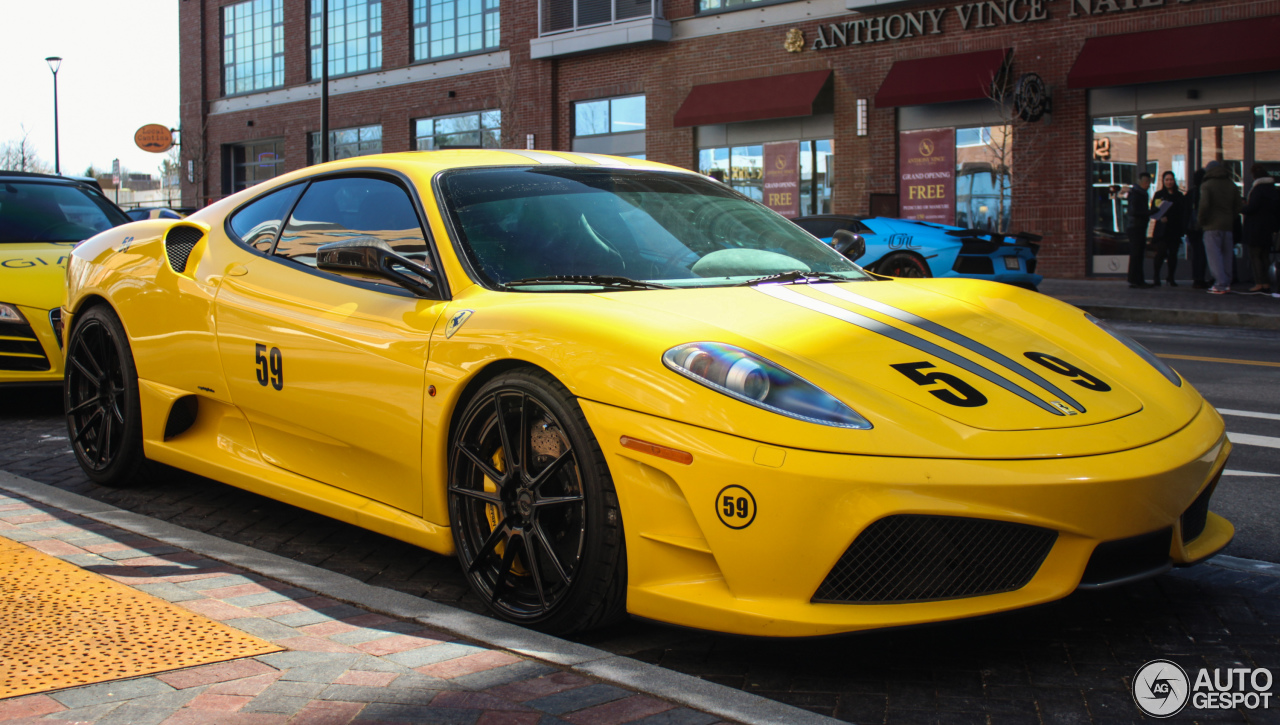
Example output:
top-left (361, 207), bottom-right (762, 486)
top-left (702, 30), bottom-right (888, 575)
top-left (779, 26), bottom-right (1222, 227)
top-left (0, 537), bottom-right (282, 700)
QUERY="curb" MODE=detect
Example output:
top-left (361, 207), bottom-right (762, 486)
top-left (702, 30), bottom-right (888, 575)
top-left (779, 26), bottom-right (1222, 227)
top-left (1073, 303), bottom-right (1280, 331)
top-left (0, 469), bottom-right (839, 725)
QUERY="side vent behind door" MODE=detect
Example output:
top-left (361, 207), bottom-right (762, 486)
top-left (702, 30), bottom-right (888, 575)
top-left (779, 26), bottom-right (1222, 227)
top-left (164, 226), bottom-right (205, 274)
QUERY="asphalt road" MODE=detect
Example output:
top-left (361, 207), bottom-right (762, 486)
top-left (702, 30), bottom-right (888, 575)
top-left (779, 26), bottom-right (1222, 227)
top-left (2, 319), bottom-right (1278, 723)
top-left (1110, 321), bottom-right (1280, 564)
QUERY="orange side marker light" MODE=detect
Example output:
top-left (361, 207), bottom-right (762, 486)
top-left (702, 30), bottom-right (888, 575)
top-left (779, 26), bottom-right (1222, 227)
top-left (620, 436), bottom-right (694, 465)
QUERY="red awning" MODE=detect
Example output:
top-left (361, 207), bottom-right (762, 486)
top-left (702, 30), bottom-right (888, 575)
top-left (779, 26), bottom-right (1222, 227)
top-left (874, 49), bottom-right (1009, 108)
top-left (1068, 16), bottom-right (1280, 89)
top-left (672, 70), bottom-right (831, 128)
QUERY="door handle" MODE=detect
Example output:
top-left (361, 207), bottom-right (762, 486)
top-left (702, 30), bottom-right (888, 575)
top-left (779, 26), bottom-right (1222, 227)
top-left (226, 264), bottom-right (248, 277)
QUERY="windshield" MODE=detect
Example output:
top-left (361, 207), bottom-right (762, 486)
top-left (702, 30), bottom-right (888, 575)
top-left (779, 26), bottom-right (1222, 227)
top-left (0, 181), bottom-right (130, 243)
top-left (437, 167), bottom-right (870, 290)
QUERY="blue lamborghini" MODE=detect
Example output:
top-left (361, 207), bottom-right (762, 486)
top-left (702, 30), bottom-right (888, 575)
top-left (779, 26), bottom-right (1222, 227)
top-left (793, 215), bottom-right (1044, 291)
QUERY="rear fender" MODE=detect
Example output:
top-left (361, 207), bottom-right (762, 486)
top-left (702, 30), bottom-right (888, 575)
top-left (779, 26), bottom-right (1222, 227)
top-left (66, 220), bottom-right (231, 406)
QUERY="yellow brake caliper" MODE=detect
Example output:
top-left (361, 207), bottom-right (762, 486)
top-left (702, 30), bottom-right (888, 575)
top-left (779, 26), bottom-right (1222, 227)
top-left (483, 448), bottom-right (526, 576)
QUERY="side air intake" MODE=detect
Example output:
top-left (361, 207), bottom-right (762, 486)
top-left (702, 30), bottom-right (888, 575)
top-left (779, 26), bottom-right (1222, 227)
top-left (164, 226), bottom-right (204, 273)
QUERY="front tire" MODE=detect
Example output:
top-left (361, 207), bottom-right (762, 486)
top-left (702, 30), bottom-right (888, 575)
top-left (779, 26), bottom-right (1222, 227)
top-left (448, 369), bottom-right (626, 634)
top-left (64, 305), bottom-right (149, 487)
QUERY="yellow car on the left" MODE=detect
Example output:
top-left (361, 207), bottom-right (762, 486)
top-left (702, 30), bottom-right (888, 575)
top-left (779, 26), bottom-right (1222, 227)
top-left (0, 172), bottom-right (131, 385)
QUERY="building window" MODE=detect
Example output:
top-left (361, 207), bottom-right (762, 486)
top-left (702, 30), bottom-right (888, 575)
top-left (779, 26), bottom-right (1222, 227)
top-left (574, 96), bottom-right (645, 137)
top-left (799, 140), bottom-right (832, 216)
top-left (697, 0), bottom-right (785, 12)
top-left (1254, 106), bottom-right (1280, 177)
top-left (415, 111), bottom-right (501, 150)
top-left (697, 140), bottom-right (831, 215)
top-left (227, 140), bottom-right (285, 194)
top-left (956, 127), bottom-right (993, 148)
top-left (223, 0), bottom-right (285, 95)
top-left (310, 0), bottom-right (382, 79)
top-left (412, 0), bottom-right (500, 61)
top-left (955, 125), bottom-right (1012, 232)
top-left (540, 0), bottom-right (658, 34)
top-left (1089, 116), bottom-right (1137, 248)
top-left (309, 125), bottom-right (383, 165)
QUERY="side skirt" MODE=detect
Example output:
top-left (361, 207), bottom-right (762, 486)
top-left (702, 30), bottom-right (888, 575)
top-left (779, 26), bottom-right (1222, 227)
top-left (137, 378), bottom-right (454, 556)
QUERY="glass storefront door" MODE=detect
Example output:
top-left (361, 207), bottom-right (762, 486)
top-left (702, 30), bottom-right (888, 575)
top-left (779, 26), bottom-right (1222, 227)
top-left (1091, 108), bottom-right (1257, 277)
top-left (1143, 128), bottom-right (1189, 193)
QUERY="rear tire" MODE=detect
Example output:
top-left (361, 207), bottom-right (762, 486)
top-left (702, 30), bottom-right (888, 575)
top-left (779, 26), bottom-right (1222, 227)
top-left (64, 306), bottom-right (151, 487)
top-left (448, 369), bottom-right (627, 635)
top-left (875, 252), bottom-right (931, 278)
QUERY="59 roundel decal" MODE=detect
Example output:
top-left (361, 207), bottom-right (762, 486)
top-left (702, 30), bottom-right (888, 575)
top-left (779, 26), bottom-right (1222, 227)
top-left (716, 485), bottom-right (757, 529)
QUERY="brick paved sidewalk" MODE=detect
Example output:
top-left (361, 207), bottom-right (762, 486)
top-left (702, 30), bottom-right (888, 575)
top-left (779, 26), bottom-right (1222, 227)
top-left (0, 491), bottom-right (734, 725)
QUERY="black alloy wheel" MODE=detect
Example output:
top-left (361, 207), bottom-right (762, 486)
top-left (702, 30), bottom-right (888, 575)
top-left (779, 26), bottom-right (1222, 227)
top-left (64, 306), bottom-right (149, 486)
top-left (876, 252), bottom-right (931, 278)
top-left (448, 369), bottom-right (626, 634)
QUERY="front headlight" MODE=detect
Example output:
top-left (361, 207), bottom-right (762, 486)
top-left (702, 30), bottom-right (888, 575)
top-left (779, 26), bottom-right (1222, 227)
top-left (1087, 314), bottom-right (1182, 387)
top-left (0, 303), bottom-right (26, 324)
top-left (663, 342), bottom-right (872, 429)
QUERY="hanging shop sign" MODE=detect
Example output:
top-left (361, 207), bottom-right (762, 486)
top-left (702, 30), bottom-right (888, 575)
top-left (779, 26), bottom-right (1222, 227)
top-left (1012, 73), bottom-right (1051, 122)
top-left (762, 142), bottom-right (801, 218)
top-left (134, 124), bottom-right (174, 153)
top-left (811, 0), bottom-right (1191, 49)
top-left (899, 129), bottom-right (955, 225)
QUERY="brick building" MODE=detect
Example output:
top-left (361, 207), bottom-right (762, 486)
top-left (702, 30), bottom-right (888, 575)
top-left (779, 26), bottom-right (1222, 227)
top-left (179, 0), bottom-right (1280, 278)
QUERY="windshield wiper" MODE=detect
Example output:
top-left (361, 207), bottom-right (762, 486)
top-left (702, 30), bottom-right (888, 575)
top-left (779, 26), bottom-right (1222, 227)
top-left (737, 270), bottom-right (858, 287)
top-left (499, 275), bottom-right (673, 291)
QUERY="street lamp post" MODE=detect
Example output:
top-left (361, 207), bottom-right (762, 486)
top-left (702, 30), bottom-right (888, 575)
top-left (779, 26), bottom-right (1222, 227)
top-left (45, 56), bottom-right (62, 175)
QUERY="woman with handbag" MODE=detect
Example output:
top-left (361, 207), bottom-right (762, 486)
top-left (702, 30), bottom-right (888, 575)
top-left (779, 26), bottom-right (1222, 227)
top-left (1150, 171), bottom-right (1187, 286)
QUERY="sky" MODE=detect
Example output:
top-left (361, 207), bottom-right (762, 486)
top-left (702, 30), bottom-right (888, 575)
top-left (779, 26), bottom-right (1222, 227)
top-left (0, 0), bottom-right (179, 179)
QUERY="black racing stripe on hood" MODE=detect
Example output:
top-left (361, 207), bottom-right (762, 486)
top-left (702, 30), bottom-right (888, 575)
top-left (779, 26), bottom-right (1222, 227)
top-left (757, 285), bottom-right (1066, 417)
top-left (812, 285), bottom-right (1086, 413)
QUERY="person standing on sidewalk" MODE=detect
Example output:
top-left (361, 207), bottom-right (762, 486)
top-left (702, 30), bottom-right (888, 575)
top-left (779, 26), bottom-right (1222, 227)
top-left (1241, 163), bottom-right (1278, 293)
top-left (1126, 172), bottom-right (1153, 288)
top-left (1197, 160), bottom-right (1243, 294)
top-left (1186, 168), bottom-right (1211, 288)
top-left (1150, 170), bottom-right (1186, 286)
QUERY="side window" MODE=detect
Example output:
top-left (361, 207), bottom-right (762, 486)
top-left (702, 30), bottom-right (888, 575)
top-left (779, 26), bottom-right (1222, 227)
top-left (228, 184), bottom-right (305, 252)
top-left (274, 177), bottom-right (428, 275)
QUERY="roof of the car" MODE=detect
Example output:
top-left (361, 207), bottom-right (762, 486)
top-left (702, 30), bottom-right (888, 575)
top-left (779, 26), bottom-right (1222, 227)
top-left (270, 150), bottom-right (678, 183)
top-left (0, 170), bottom-right (86, 184)
top-left (203, 151), bottom-right (694, 219)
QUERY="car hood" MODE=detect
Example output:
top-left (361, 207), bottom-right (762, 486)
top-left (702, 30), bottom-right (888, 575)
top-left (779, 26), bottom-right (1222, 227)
top-left (581, 278), bottom-right (1205, 458)
top-left (0, 242), bottom-right (74, 310)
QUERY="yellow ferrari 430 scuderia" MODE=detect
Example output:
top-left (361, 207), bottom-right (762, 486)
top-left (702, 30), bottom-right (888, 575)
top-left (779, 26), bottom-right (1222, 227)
top-left (61, 151), bottom-right (1232, 636)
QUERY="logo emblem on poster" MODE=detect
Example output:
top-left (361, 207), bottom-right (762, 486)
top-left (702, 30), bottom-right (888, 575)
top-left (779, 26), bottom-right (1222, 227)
top-left (919, 139), bottom-right (935, 157)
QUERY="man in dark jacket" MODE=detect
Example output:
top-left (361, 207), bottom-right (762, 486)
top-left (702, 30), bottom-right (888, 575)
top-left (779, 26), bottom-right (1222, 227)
top-left (1125, 173), bottom-right (1153, 288)
top-left (1241, 163), bottom-right (1278, 293)
top-left (1197, 161), bottom-right (1243, 293)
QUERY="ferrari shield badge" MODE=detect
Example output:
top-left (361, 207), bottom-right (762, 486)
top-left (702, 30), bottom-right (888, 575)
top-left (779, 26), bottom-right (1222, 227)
top-left (445, 309), bottom-right (474, 339)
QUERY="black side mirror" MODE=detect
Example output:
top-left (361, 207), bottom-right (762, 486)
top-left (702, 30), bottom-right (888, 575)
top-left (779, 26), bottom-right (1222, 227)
top-left (316, 236), bottom-right (438, 298)
top-left (832, 229), bottom-right (865, 262)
